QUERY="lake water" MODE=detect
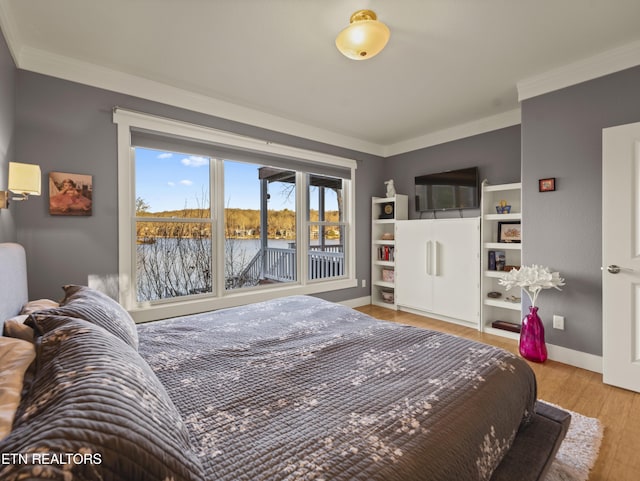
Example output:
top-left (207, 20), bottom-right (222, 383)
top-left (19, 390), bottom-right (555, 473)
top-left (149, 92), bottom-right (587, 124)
top-left (226, 238), bottom-right (341, 258)
top-left (136, 238), bottom-right (341, 302)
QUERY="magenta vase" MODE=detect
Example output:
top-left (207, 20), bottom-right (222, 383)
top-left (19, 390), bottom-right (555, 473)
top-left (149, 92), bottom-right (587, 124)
top-left (519, 306), bottom-right (548, 363)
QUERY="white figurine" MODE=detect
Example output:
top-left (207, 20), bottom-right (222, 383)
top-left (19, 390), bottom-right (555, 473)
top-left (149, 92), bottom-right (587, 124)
top-left (385, 179), bottom-right (396, 198)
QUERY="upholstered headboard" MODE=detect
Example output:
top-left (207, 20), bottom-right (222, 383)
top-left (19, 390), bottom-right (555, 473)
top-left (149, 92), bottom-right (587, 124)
top-left (0, 242), bottom-right (28, 322)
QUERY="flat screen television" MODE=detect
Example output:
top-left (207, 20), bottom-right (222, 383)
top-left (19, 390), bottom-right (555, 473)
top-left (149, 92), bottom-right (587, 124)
top-left (415, 166), bottom-right (480, 211)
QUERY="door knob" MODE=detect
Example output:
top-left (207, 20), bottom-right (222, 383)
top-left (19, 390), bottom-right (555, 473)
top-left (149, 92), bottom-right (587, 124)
top-left (606, 265), bottom-right (633, 274)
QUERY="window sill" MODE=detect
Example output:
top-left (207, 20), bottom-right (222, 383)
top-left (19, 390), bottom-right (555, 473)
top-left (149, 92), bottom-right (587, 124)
top-left (130, 277), bottom-right (358, 323)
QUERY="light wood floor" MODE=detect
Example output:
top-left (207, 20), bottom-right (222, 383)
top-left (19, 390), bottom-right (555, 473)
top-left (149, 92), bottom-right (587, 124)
top-left (356, 305), bottom-right (640, 481)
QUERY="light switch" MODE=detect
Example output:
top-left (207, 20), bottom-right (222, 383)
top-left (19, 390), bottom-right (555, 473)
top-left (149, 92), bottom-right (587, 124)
top-left (553, 315), bottom-right (565, 330)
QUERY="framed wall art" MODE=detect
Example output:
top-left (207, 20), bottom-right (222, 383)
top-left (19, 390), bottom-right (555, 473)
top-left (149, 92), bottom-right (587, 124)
top-left (49, 172), bottom-right (93, 216)
top-left (539, 177), bottom-right (556, 192)
top-left (498, 221), bottom-right (521, 243)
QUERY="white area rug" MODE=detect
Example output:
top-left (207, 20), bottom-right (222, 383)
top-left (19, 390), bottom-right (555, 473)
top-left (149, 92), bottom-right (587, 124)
top-left (545, 405), bottom-right (604, 481)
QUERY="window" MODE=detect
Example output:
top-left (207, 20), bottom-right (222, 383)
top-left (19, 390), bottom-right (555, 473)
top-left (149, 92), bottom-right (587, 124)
top-left (114, 109), bottom-right (357, 321)
top-left (307, 175), bottom-right (346, 280)
top-left (134, 148), bottom-right (213, 302)
top-left (223, 161), bottom-right (298, 290)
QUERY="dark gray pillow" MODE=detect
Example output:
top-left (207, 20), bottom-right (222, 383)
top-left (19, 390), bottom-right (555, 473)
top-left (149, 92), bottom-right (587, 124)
top-left (0, 315), bottom-right (204, 481)
top-left (44, 284), bottom-right (138, 350)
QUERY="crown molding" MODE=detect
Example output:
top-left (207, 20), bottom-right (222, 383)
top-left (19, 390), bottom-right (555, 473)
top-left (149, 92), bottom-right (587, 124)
top-left (16, 46), bottom-right (387, 157)
top-left (16, 46), bottom-right (525, 158)
top-left (383, 109), bottom-right (522, 157)
top-left (15, 40), bottom-right (637, 158)
top-left (517, 39), bottom-right (640, 101)
top-left (0, 0), bottom-right (21, 64)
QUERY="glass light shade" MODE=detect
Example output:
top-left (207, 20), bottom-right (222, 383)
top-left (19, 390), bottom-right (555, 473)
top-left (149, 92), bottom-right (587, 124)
top-left (8, 162), bottom-right (41, 196)
top-left (336, 10), bottom-right (390, 60)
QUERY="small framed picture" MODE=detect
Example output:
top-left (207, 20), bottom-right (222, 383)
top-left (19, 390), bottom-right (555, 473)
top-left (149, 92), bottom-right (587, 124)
top-left (49, 172), bottom-right (93, 216)
top-left (379, 202), bottom-right (394, 219)
top-left (498, 221), bottom-right (521, 243)
top-left (539, 177), bottom-right (556, 192)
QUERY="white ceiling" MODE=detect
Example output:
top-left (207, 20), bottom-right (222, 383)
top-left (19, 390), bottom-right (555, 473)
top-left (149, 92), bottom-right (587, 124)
top-left (2, 0), bottom-right (640, 156)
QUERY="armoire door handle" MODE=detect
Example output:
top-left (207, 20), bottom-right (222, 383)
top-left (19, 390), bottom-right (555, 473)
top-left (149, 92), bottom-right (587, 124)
top-left (433, 241), bottom-right (439, 276)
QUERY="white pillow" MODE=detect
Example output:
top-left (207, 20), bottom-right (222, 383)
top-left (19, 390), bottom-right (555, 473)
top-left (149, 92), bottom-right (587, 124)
top-left (0, 336), bottom-right (36, 440)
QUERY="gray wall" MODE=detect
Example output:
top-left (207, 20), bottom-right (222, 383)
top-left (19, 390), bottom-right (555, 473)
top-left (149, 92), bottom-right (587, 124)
top-left (0, 28), bottom-right (16, 242)
top-left (521, 65), bottom-right (640, 357)
top-left (384, 125), bottom-right (522, 218)
top-left (14, 71), bottom-right (384, 302)
top-left (13, 41), bottom-right (640, 358)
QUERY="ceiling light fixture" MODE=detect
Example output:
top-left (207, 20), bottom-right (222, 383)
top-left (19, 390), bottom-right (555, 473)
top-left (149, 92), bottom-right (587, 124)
top-left (335, 9), bottom-right (390, 60)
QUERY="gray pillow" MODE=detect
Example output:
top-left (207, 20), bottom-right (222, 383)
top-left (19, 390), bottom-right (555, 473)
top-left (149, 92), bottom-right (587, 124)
top-left (43, 284), bottom-right (138, 350)
top-left (0, 314), bottom-right (204, 481)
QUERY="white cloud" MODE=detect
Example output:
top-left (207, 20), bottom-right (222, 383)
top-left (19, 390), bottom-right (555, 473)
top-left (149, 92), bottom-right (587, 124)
top-left (157, 152), bottom-right (173, 159)
top-left (167, 181), bottom-right (175, 187)
top-left (181, 156), bottom-right (208, 167)
top-left (179, 180), bottom-right (193, 186)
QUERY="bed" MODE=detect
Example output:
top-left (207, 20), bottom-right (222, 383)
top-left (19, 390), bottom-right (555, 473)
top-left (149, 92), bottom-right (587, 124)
top-left (0, 242), bottom-right (570, 481)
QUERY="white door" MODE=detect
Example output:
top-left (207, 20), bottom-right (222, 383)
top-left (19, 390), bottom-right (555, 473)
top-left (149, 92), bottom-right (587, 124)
top-left (602, 121), bottom-right (640, 393)
top-left (432, 218), bottom-right (480, 324)
top-left (395, 220), bottom-right (434, 312)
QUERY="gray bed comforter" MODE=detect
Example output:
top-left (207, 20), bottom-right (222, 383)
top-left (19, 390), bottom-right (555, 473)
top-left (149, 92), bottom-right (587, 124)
top-left (137, 295), bottom-right (536, 481)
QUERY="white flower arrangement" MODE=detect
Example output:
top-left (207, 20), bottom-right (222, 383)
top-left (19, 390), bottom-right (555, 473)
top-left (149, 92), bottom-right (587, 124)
top-left (498, 264), bottom-right (565, 307)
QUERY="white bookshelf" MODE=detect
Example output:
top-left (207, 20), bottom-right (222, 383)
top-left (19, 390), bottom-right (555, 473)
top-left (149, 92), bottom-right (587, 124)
top-left (371, 195), bottom-right (408, 308)
top-left (480, 181), bottom-right (522, 339)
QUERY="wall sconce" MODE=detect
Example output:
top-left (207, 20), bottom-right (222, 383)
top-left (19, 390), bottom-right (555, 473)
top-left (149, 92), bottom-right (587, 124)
top-left (0, 162), bottom-right (42, 209)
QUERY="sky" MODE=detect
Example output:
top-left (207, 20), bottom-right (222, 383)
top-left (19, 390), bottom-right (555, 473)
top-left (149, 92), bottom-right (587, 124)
top-left (135, 147), bottom-right (334, 213)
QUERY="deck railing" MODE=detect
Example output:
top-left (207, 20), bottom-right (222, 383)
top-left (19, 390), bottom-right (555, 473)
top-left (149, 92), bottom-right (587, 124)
top-left (236, 245), bottom-right (344, 286)
top-left (308, 249), bottom-right (344, 279)
top-left (264, 247), bottom-right (296, 282)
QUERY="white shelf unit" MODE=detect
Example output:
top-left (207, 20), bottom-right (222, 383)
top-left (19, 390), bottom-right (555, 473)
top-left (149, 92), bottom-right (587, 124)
top-left (371, 195), bottom-right (408, 308)
top-left (480, 181), bottom-right (522, 339)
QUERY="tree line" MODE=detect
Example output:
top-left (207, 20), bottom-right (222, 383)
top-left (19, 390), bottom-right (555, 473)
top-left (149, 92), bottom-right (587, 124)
top-left (136, 205), bottom-right (340, 240)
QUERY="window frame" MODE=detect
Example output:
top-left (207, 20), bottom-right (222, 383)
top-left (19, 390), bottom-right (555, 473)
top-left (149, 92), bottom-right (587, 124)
top-left (305, 174), bottom-right (348, 282)
top-left (114, 108), bottom-right (357, 322)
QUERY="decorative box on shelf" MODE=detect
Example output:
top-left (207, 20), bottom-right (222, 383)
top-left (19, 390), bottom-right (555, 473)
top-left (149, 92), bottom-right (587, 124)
top-left (382, 268), bottom-right (395, 282)
top-left (380, 288), bottom-right (394, 304)
top-left (491, 320), bottom-right (521, 333)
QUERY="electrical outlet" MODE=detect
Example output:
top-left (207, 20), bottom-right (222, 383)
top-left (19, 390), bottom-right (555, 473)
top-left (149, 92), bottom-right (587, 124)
top-left (553, 315), bottom-right (565, 330)
top-left (361, 279), bottom-right (367, 288)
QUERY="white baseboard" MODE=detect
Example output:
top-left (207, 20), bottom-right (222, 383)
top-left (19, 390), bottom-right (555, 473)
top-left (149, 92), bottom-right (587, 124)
top-left (397, 305), bottom-right (478, 330)
top-left (339, 296), bottom-right (371, 308)
top-left (546, 343), bottom-right (603, 373)
top-left (340, 297), bottom-right (603, 374)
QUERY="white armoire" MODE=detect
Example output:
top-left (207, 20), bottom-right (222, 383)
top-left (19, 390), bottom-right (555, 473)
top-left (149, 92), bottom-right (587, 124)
top-left (395, 218), bottom-right (480, 327)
